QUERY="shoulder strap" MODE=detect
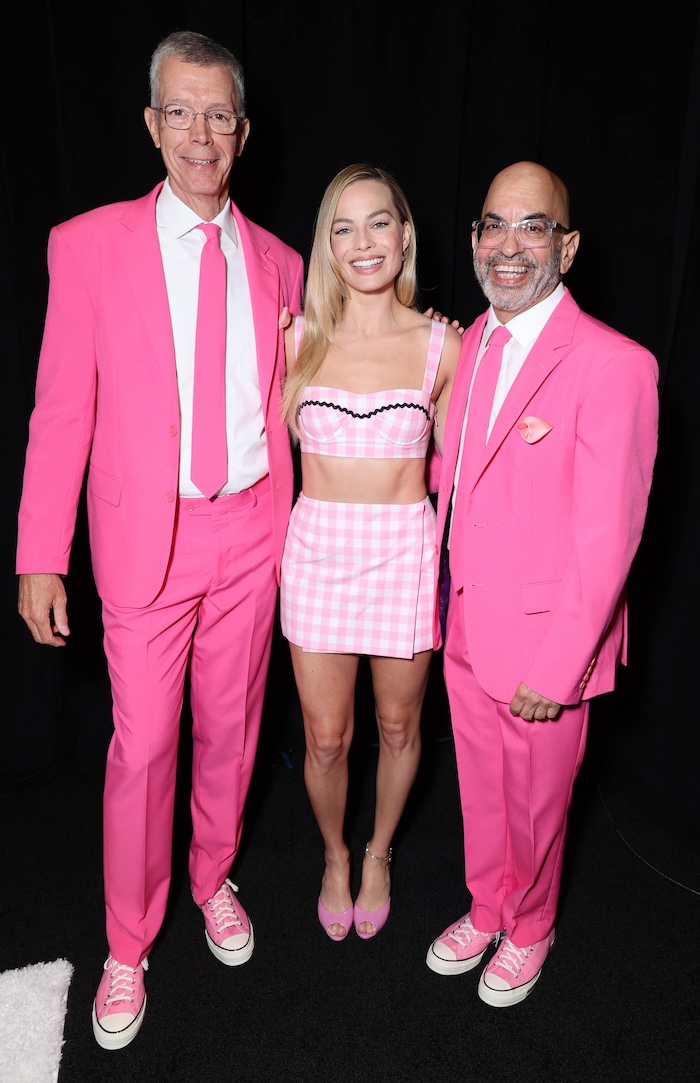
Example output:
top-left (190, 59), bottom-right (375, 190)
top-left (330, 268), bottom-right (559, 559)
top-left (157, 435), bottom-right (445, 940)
top-left (422, 320), bottom-right (447, 395)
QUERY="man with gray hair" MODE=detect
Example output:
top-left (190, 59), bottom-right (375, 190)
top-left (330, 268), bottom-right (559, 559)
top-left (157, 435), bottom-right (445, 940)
top-left (16, 30), bottom-right (304, 1048)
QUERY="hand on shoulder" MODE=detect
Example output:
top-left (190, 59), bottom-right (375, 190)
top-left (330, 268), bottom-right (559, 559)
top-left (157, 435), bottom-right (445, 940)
top-left (423, 306), bottom-right (465, 335)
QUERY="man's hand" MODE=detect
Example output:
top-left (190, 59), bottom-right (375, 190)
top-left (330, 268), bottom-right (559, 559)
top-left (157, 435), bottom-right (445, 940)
top-left (509, 682), bottom-right (562, 722)
top-left (278, 306), bottom-right (292, 330)
top-left (18, 573), bottom-right (70, 646)
top-left (423, 306), bottom-right (465, 335)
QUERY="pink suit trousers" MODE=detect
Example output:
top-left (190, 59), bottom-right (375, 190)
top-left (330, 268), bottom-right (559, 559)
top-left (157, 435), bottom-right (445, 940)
top-left (100, 480), bottom-right (276, 965)
top-left (443, 579), bottom-right (589, 946)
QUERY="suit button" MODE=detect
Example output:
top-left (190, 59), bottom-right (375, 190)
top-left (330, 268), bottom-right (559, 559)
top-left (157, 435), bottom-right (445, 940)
top-left (166, 490), bottom-right (175, 502)
top-left (169, 425), bottom-right (177, 437)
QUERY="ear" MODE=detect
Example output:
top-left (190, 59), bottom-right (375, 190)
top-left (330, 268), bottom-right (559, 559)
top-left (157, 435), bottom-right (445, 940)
top-left (559, 229), bottom-right (580, 275)
top-left (402, 221), bottom-right (411, 253)
top-left (235, 118), bottom-right (251, 158)
top-left (144, 106), bottom-right (161, 149)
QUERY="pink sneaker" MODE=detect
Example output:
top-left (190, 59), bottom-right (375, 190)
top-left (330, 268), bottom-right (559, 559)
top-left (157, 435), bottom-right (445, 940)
top-left (478, 931), bottom-right (555, 1006)
top-left (91, 955), bottom-right (148, 1050)
top-left (200, 878), bottom-right (254, 966)
top-left (426, 913), bottom-right (501, 975)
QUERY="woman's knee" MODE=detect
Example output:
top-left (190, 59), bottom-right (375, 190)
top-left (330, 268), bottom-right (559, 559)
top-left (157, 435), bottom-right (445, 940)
top-left (375, 708), bottom-right (419, 752)
top-left (304, 717), bottom-right (352, 766)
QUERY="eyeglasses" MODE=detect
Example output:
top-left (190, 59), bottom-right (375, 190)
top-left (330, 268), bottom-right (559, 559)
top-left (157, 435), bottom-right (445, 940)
top-left (472, 218), bottom-right (570, 249)
top-left (154, 106), bottom-right (243, 135)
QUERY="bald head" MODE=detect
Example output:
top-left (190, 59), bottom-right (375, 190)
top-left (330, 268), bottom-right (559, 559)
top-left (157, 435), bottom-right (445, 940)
top-left (482, 161), bottom-right (570, 230)
top-left (472, 160), bottom-right (579, 321)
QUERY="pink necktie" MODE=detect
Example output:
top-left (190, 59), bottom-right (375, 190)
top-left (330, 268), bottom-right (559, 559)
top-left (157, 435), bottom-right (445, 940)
top-left (191, 223), bottom-right (227, 499)
top-left (464, 324), bottom-right (512, 455)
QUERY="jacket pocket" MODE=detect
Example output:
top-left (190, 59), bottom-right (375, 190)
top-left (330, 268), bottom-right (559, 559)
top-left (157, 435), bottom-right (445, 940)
top-left (88, 466), bottom-right (122, 507)
top-left (520, 580), bottom-right (561, 614)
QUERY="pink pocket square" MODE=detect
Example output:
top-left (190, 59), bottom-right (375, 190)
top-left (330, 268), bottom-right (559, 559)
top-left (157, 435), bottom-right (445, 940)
top-left (518, 416), bottom-right (553, 443)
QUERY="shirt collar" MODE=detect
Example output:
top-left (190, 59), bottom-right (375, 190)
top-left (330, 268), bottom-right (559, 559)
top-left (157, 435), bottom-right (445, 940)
top-left (484, 282), bottom-right (565, 347)
top-left (156, 178), bottom-right (239, 246)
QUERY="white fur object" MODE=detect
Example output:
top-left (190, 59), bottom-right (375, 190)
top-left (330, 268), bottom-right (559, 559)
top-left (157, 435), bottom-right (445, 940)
top-left (0, 959), bottom-right (73, 1083)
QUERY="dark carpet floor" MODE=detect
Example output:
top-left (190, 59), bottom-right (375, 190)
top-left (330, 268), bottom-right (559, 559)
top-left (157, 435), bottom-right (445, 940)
top-left (2, 655), bottom-right (699, 1083)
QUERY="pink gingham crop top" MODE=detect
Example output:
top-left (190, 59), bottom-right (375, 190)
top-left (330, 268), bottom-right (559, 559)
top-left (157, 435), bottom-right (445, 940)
top-left (295, 317), bottom-right (446, 459)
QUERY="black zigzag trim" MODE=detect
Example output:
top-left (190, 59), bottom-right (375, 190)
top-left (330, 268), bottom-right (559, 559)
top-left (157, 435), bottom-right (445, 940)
top-left (298, 399), bottom-right (430, 422)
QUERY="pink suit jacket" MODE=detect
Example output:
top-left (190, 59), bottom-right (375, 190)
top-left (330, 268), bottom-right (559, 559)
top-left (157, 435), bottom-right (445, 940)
top-left (16, 183), bottom-right (304, 608)
top-left (437, 288), bottom-right (659, 706)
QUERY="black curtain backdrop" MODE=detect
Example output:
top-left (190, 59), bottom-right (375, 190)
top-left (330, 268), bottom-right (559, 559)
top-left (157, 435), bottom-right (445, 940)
top-left (3, 1), bottom-right (699, 852)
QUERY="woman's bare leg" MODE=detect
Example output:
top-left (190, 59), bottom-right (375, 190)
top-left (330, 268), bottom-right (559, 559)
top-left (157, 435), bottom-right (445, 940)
top-left (289, 644), bottom-right (359, 937)
top-left (355, 649), bottom-right (433, 932)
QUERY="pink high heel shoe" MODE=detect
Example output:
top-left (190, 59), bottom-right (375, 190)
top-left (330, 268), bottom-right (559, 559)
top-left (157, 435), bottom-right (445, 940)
top-left (317, 899), bottom-right (353, 942)
top-left (353, 843), bottom-right (393, 940)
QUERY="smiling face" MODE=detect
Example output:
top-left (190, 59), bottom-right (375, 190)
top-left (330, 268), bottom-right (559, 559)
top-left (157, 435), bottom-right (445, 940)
top-left (472, 161), bottom-right (580, 321)
top-left (144, 56), bottom-right (250, 220)
top-left (330, 178), bottom-right (410, 296)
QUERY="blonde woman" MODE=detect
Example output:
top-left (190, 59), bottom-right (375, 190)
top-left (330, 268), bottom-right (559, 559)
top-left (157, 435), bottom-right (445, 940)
top-left (280, 164), bottom-right (461, 940)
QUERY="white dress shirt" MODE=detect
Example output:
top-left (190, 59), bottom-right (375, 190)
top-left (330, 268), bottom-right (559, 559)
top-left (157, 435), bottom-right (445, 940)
top-left (155, 179), bottom-right (267, 497)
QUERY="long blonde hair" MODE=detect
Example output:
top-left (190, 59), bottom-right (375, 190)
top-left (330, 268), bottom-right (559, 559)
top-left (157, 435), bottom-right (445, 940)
top-left (282, 163), bottom-right (418, 433)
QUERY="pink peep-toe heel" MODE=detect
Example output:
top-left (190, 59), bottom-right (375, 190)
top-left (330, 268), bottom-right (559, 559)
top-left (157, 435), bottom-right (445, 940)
top-left (317, 898), bottom-right (353, 942)
top-left (353, 843), bottom-right (393, 940)
top-left (353, 898), bottom-right (391, 940)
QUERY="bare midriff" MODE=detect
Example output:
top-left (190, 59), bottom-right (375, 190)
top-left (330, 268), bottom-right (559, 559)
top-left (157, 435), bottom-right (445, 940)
top-left (300, 453), bottom-right (428, 504)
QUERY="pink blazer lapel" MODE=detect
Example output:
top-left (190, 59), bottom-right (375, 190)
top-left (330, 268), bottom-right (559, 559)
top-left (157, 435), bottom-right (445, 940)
top-left (442, 319), bottom-right (484, 478)
top-left (232, 203), bottom-right (281, 412)
top-left (119, 185), bottom-right (179, 404)
top-left (461, 293), bottom-right (580, 492)
top-left (484, 343), bottom-right (561, 457)
top-left (437, 317), bottom-right (485, 539)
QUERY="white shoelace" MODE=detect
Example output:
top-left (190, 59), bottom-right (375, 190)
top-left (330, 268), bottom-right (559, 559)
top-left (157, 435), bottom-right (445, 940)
top-left (446, 916), bottom-right (481, 947)
top-left (103, 956), bottom-right (148, 1005)
top-left (490, 939), bottom-right (532, 978)
top-left (207, 878), bottom-right (242, 933)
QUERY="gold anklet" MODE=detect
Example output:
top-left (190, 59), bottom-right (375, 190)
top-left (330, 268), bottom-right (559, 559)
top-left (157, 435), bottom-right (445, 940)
top-left (365, 843), bottom-right (393, 864)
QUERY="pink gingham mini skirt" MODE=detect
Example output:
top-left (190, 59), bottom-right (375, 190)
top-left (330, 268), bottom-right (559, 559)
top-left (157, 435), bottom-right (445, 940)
top-left (280, 494), bottom-right (438, 658)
